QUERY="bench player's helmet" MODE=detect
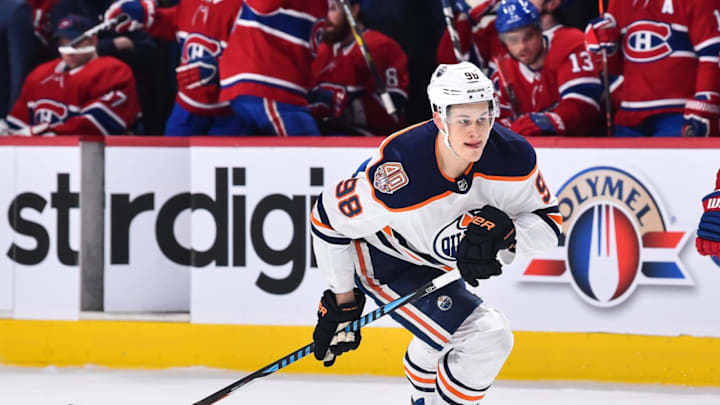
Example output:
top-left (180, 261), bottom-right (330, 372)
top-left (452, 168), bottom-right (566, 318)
top-left (495, 0), bottom-right (540, 34)
top-left (427, 61), bottom-right (498, 155)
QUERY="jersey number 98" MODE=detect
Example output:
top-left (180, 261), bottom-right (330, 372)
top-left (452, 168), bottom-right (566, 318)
top-left (336, 178), bottom-right (363, 217)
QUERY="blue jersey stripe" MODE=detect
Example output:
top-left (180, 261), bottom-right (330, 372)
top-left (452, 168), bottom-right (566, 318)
top-left (238, 5), bottom-right (315, 47)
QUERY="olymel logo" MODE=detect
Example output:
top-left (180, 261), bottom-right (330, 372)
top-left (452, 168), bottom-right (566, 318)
top-left (521, 166), bottom-right (692, 307)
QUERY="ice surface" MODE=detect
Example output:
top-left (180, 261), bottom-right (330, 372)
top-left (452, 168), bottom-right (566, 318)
top-left (1, 366), bottom-right (719, 405)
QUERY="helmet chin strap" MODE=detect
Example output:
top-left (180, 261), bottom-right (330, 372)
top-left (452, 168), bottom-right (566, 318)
top-left (439, 117), bottom-right (463, 160)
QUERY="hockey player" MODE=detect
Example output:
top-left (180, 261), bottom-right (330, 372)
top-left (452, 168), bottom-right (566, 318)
top-left (104, 0), bottom-right (243, 136)
top-left (310, 62), bottom-right (561, 405)
top-left (5, 14), bottom-right (140, 135)
top-left (218, 0), bottom-right (327, 136)
top-left (696, 169), bottom-right (720, 258)
top-left (585, 0), bottom-right (720, 137)
top-left (491, 0), bottom-right (602, 137)
top-left (310, 0), bottom-right (409, 136)
top-left (436, 0), bottom-right (567, 74)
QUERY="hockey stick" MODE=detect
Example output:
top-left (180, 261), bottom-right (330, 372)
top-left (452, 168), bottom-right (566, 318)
top-left (193, 270), bottom-right (462, 405)
top-left (493, 57), bottom-right (520, 120)
top-left (65, 14), bottom-right (129, 48)
top-left (598, 0), bottom-right (613, 137)
top-left (439, 0), bottom-right (466, 62)
top-left (337, 0), bottom-right (398, 122)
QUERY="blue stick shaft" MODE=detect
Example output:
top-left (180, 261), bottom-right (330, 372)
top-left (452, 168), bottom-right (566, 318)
top-left (194, 271), bottom-right (460, 405)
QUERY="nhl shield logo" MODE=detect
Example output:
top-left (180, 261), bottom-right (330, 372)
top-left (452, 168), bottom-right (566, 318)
top-left (521, 166), bottom-right (692, 307)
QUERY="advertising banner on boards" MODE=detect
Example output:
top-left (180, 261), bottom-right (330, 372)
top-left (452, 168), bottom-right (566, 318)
top-left (0, 140), bottom-right (82, 320)
top-left (101, 139), bottom-right (720, 337)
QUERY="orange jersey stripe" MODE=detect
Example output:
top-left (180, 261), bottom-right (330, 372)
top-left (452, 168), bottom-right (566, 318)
top-left (364, 121), bottom-right (456, 213)
top-left (548, 214), bottom-right (563, 225)
top-left (354, 241), bottom-right (450, 344)
top-left (404, 365), bottom-right (436, 384)
top-left (474, 163), bottom-right (537, 182)
top-left (438, 368), bottom-right (486, 402)
top-left (311, 212), bottom-right (334, 231)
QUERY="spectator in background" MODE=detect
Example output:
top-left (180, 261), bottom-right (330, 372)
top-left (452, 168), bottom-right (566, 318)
top-left (0, 0), bottom-right (36, 118)
top-left (492, 0), bottom-right (602, 137)
top-left (4, 15), bottom-right (140, 136)
top-left (310, 0), bottom-right (409, 136)
top-left (218, 1), bottom-right (327, 136)
top-left (437, 0), bottom-right (568, 75)
top-left (585, 0), bottom-right (720, 137)
top-left (352, 0), bottom-right (446, 124)
top-left (51, 0), bottom-right (169, 134)
top-left (104, 0), bottom-right (243, 136)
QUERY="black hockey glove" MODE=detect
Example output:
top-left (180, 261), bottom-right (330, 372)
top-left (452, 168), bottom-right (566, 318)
top-left (313, 288), bottom-right (366, 367)
top-left (456, 205), bottom-right (516, 287)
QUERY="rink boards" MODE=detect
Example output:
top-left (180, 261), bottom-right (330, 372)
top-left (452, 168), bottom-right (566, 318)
top-left (0, 136), bottom-right (719, 385)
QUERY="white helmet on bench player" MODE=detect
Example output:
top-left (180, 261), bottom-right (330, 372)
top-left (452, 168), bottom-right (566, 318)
top-left (427, 62), bottom-right (499, 155)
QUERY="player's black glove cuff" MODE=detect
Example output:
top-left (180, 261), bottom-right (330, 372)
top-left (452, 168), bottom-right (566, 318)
top-left (312, 288), bottom-right (366, 367)
top-left (456, 205), bottom-right (516, 287)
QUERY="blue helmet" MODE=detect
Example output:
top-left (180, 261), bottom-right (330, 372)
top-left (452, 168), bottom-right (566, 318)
top-left (495, 0), bottom-right (541, 34)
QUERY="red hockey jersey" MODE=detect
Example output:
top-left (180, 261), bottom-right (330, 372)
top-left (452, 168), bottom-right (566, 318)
top-left (219, 0), bottom-right (327, 106)
top-left (311, 29), bottom-right (409, 135)
top-left (436, 17), bottom-right (506, 74)
top-left (492, 26), bottom-right (603, 137)
top-left (148, 0), bottom-right (241, 116)
top-left (607, 0), bottom-right (720, 127)
top-left (6, 56), bottom-right (139, 135)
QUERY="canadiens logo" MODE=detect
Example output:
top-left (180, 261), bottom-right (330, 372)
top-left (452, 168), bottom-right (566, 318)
top-left (623, 21), bottom-right (673, 63)
top-left (521, 166), bottom-right (692, 307)
top-left (433, 211), bottom-right (481, 261)
top-left (182, 33), bottom-right (222, 63)
top-left (32, 99), bottom-right (69, 125)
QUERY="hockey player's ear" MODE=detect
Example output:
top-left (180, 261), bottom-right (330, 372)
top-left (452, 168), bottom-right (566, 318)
top-left (432, 111), bottom-right (443, 127)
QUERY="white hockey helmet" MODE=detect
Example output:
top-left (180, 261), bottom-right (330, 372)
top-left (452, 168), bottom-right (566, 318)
top-left (427, 61), bottom-right (499, 123)
top-left (427, 62), bottom-right (499, 156)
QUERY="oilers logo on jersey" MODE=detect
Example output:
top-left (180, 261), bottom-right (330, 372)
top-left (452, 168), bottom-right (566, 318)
top-left (433, 210), bottom-right (482, 261)
top-left (521, 166), bottom-right (692, 307)
top-left (32, 99), bottom-right (69, 125)
top-left (182, 33), bottom-right (222, 62)
top-left (623, 21), bottom-right (675, 63)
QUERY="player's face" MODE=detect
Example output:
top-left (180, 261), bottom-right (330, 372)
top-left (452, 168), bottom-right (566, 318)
top-left (502, 26), bottom-right (544, 66)
top-left (445, 102), bottom-right (493, 162)
top-left (323, 1), bottom-right (350, 44)
top-left (58, 37), bottom-right (96, 68)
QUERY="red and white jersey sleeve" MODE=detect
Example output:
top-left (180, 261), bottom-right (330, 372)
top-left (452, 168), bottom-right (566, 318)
top-left (544, 27), bottom-right (603, 135)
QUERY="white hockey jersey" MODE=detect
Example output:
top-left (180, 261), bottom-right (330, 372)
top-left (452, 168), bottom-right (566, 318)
top-left (311, 120), bottom-right (562, 293)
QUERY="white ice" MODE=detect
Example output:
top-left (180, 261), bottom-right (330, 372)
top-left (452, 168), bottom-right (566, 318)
top-left (1, 366), bottom-right (719, 405)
